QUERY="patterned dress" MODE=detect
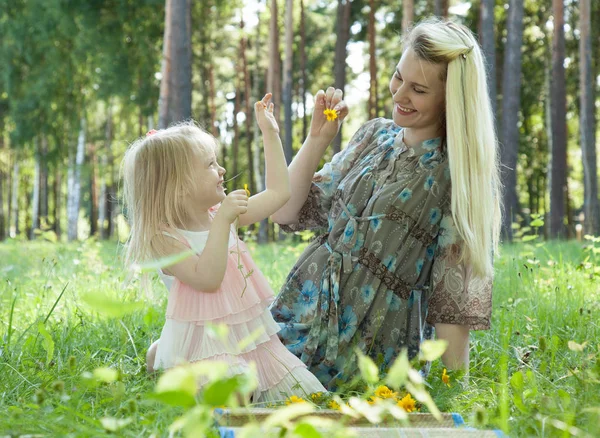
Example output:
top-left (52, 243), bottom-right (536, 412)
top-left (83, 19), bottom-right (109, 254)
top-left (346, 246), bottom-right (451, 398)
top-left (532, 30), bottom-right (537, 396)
top-left (270, 118), bottom-right (493, 389)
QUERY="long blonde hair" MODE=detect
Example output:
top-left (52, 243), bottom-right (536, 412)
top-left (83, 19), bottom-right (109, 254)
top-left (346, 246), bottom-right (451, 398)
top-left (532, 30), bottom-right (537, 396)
top-left (403, 19), bottom-right (502, 278)
top-left (121, 121), bottom-right (216, 270)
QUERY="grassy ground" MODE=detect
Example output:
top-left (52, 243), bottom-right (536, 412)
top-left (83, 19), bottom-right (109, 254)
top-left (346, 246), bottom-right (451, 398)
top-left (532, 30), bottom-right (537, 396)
top-left (0, 237), bottom-right (599, 436)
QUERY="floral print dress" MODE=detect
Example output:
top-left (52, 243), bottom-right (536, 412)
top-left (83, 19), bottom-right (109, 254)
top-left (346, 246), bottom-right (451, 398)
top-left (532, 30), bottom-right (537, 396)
top-left (270, 118), bottom-right (493, 389)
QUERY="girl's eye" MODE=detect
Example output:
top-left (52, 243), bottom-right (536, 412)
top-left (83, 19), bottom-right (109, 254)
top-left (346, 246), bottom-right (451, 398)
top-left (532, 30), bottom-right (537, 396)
top-left (414, 88), bottom-right (425, 94)
top-left (394, 73), bottom-right (402, 81)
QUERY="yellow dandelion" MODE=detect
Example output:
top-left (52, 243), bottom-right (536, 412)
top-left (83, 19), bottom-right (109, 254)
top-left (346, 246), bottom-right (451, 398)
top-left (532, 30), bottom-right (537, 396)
top-left (442, 368), bottom-right (451, 387)
top-left (328, 400), bottom-right (341, 410)
top-left (367, 396), bottom-right (381, 405)
top-left (311, 392), bottom-right (323, 402)
top-left (285, 395), bottom-right (306, 405)
top-left (374, 385), bottom-right (398, 399)
top-left (397, 393), bottom-right (417, 412)
top-left (244, 184), bottom-right (251, 197)
top-left (323, 108), bottom-right (338, 121)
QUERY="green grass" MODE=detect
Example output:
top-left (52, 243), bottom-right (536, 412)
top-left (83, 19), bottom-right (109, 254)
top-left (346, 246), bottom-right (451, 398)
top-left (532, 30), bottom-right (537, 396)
top-left (0, 237), bottom-right (599, 436)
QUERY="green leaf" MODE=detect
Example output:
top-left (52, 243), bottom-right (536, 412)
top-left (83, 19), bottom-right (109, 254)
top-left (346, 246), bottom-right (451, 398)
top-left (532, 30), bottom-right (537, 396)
top-left (510, 370), bottom-right (524, 391)
top-left (521, 235), bottom-right (539, 242)
top-left (419, 339), bottom-right (448, 361)
top-left (202, 376), bottom-right (242, 407)
top-left (385, 349), bottom-right (408, 388)
top-left (37, 322), bottom-right (54, 366)
top-left (530, 219), bottom-right (544, 227)
top-left (134, 249), bottom-right (195, 272)
top-left (147, 390), bottom-right (196, 408)
top-left (81, 291), bottom-right (143, 318)
top-left (156, 365), bottom-right (198, 399)
top-left (356, 350), bottom-right (379, 384)
top-left (294, 422), bottom-right (323, 438)
top-left (567, 340), bottom-right (587, 352)
top-left (100, 417), bottom-right (133, 432)
top-left (263, 403), bottom-right (315, 429)
top-left (93, 367), bottom-right (118, 383)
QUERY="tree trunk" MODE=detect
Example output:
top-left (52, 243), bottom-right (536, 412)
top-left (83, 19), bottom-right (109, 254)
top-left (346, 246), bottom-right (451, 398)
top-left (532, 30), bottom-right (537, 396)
top-left (100, 106), bottom-right (116, 240)
top-left (0, 131), bottom-right (5, 241)
top-left (267, 0), bottom-right (282, 128)
top-left (434, 0), bottom-right (449, 18)
top-left (11, 159), bottom-right (19, 237)
top-left (333, 0), bottom-right (352, 154)
top-left (579, 0), bottom-right (599, 235)
top-left (241, 15), bottom-right (256, 194)
top-left (158, 0), bottom-right (192, 129)
top-left (31, 140), bottom-right (41, 239)
top-left (68, 118), bottom-right (86, 241)
top-left (282, 0), bottom-right (294, 165)
top-left (480, 0), bottom-right (497, 123)
top-left (500, 0), bottom-right (524, 241)
top-left (402, 0), bottom-right (414, 33)
top-left (89, 144), bottom-right (98, 237)
top-left (300, 0), bottom-right (308, 142)
top-left (549, 0), bottom-right (568, 239)
top-left (368, 0), bottom-right (378, 119)
top-left (232, 74), bottom-right (241, 191)
top-left (53, 160), bottom-right (61, 238)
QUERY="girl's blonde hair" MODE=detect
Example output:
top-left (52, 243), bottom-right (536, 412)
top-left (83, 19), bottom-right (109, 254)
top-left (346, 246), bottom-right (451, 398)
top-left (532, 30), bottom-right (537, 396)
top-left (121, 121), bottom-right (217, 270)
top-left (403, 19), bottom-right (502, 278)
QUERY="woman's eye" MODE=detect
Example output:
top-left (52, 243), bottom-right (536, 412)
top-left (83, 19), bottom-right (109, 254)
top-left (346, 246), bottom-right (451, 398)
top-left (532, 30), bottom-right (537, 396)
top-left (414, 88), bottom-right (425, 94)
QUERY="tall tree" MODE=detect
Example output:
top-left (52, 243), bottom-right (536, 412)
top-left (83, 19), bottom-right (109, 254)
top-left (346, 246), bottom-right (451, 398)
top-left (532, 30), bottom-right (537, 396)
top-left (10, 158), bottom-right (19, 237)
top-left (402, 0), bottom-right (414, 33)
top-left (282, 0), bottom-right (294, 164)
top-left (549, 0), bottom-right (568, 238)
top-left (240, 15), bottom-right (255, 193)
top-left (480, 0), bottom-right (497, 122)
top-left (333, 0), bottom-right (352, 154)
top-left (500, 0), bottom-right (525, 240)
top-left (434, 0), bottom-right (449, 18)
top-left (0, 127), bottom-right (5, 241)
top-left (267, 0), bottom-right (282, 128)
top-left (67, 118), bottom-right (86, 241)
top-left (368, 0), bottom-right (378, 119)
top-left (299, 0), bottom-right (308, 141)
top-left (158, 0), bottom-right (192, 129)
top-left (31, 140), bottom-right (41, 238)
top-left (578, 0), bottom-right (599, 235)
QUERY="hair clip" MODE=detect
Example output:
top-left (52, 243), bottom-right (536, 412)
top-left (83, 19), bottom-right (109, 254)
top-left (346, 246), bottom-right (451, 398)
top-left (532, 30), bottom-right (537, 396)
top-left (146, 129), bottom-right (158, 137)
top-left (461, 46), bottom-right (474, 60)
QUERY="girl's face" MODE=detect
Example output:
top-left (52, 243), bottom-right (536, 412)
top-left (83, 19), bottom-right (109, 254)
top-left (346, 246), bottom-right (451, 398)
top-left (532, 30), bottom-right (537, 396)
top-left (192, 141), bottom-right (226, 208)
top-left (389, 48), bottom-right (446, 140)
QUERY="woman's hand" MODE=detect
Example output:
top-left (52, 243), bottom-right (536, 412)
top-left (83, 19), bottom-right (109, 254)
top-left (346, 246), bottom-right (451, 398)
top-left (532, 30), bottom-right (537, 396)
top-left (309, 87), bottom-right (349, 146)
top-left (255, 93), bottom-right (279, 134)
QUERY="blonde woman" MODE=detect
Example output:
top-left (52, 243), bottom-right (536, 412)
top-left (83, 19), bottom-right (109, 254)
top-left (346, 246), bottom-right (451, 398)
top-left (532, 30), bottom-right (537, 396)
top-left (270, 19), bottom-right (501, 389)
top-left (122, 94), bottom-right (326, 402)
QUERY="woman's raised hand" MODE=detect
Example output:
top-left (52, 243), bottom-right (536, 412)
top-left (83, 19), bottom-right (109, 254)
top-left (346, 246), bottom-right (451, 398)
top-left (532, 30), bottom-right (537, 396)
top-left (309, 87), bottom-right (349, 145)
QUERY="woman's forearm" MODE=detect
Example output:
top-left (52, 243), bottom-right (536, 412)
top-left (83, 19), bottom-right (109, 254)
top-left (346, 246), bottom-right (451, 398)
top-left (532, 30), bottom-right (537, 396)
top-left (271, 135), bottom-right (329, 224)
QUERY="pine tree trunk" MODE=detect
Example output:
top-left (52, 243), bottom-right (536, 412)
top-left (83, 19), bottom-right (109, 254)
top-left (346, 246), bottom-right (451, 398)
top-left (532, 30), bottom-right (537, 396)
top-left (500, 0), bottom-right (524, 240)
top-left (31, 140), bottom-right (41, 239)
top-left (68, 118), bottom-right (86, 241)
top-left (89, 144), bottom-right (98, 237)
top-left (402, 0), bottom-right (414, 33)
top-left (158, 0), bottom-right (192, 129)
top-left (0, 130), bottom-right (5, 241)
top-left (241, 16), bottom-right (256, 194)
top-left (333, 0), bottom-right (352, 154)
top-left (368, 0), bottom-right (378, 119)
top-left (11, 159), bottom-right (19, 237)
top-left (300, 0), bottom-right (308, 142)
top-left (434, 0), bottom-right (449, 17)
top-left (282, 0), bottom-right (294, 165)
top-left (579, 0), bottom-right (599, 235)
top-left (549, 0), bottom-right (568, 239)
top-left (232, 73), bottom-right (241, 190)
top-left (53, 162), bottom-right (61, 238)
top-left (480, 0), bottom-right (497, 122)
top-left (267, 0), bottom-right (282, 127)
top-left (101, 106), bottom-right (116, 240)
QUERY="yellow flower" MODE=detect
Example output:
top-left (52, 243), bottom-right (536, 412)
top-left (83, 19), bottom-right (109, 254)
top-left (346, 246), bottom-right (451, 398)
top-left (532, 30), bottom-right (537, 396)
top-left (285, 395), bottom-right (306, 405)
top-left (374, 385), bottom-right (398, 399)
top-left (311, 392), bottom-right (323, 402)
top-left (244, 184), bottom-right (251, 197)
top-left (323, 108), bottom-right (338, 121)
top-left (328, 400), bottom-right (341, 410)
top-left (397, 393), bottom-right (417, 412)
top-left (442, 368), bottom-right (451, 387)
top-left (367, 396), bottom-right (381, 405)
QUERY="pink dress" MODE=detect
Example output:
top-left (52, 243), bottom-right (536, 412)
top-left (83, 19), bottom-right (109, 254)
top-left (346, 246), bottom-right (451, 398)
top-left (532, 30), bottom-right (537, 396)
top-left (153, 226), bottom-right (326, 402)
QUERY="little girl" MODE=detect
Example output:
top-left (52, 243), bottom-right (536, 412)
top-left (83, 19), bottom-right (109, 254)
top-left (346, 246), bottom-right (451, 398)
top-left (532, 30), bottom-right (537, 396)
top-left (122, 94), bottom-right (326, 402)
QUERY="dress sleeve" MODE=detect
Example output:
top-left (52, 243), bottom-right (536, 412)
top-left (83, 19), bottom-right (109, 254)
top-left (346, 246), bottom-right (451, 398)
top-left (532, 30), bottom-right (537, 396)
top-left (426, 213), bottom-right (493, 330)
top-left (280, 118), bottom-right (384, 232)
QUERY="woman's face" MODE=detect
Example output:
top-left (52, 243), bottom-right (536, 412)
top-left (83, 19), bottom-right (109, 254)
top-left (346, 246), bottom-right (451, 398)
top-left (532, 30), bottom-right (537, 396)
top-left (389, 48), bottom-right (446, 140)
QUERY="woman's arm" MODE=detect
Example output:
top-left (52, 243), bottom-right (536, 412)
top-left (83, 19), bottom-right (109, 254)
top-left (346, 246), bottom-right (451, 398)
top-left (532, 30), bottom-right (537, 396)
top-left (435, 323), bottom-right (470, 370)
top-left (271, 87), bottom-right (348, 225)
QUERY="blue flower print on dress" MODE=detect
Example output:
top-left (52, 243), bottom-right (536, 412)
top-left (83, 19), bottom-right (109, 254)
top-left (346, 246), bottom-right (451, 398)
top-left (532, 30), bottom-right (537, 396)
top-left (293, 280), bottom-right (319, 317)
top-left (438, 215), bottom-right (458, 249)
top-left (424, 175), bottom-right (435, 191)
top-left (279, 322), bottom-right (298, 342)
top-left (339, 305), bottom-right (358, 343)
top-left (429, 207), bottom-right (441, 225)
top-left (415, 258), bottom-right (424, 275)
top-left (352, 232), bottom-right (365, 252)
top-left (370, 217), bottom-right (382, 233)
top-left (385, 290), bottom-right (402, 312)
top-left (272, 304), bottom-right (294, 321)
top-left (361, 285), bottom-right (375, 303)
top-left (342, 220), bottom-right (356, 244)
top-left (426, 243), bottom-right (437, 261)
top-left (398, 188), bottom-right (412, 203)
top-left (420, 150), bottom-right (436, 163)
top-left (287, 333), bottom-right (308, 355)
top-left (383, 255), bottom-right (397, 271)
top-left (423, 138), bottom-right (441, 151)
top-left (340, 203), bottom-right (357, 219)
top-left (316, 164), bottom-right (342, 197)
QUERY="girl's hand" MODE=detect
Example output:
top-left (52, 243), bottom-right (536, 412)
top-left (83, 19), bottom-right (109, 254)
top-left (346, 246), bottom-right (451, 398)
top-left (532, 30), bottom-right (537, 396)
top-left (215, 190), bottom-right (249, 224)
top-left (255, 93), bottom-right (279, 134)
top-left (309, 87), bottom-right (349, 145)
